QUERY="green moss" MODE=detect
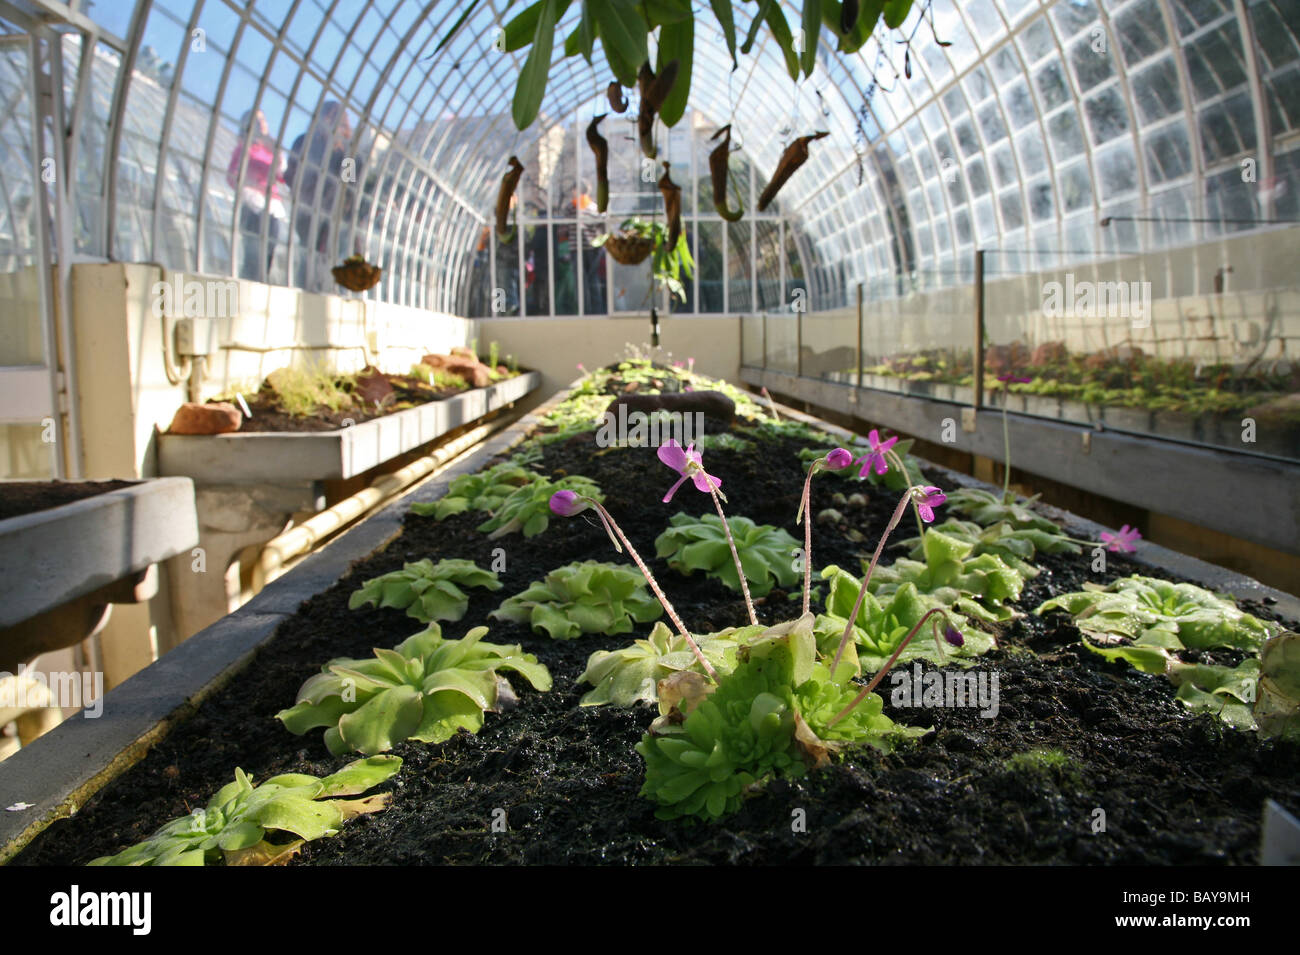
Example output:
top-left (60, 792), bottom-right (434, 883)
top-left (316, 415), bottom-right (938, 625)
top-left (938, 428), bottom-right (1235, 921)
top-left (1002, 748), bottom-right (1074, 776)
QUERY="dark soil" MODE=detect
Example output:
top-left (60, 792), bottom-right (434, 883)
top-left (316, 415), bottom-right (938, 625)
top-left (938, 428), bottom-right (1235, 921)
top-left (0, 480), bottom-right (137, 522)
top-left (14, 399), bottom-right (1300, 866)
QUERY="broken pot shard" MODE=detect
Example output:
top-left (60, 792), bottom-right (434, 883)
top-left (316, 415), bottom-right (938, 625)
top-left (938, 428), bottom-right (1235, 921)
top-left (757, 131), bottom-right (829, 212)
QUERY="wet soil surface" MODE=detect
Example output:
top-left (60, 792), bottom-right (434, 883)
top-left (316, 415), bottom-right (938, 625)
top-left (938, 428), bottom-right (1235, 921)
top-left (0, 480), bottom-right (138, 522)
top-left (14, 403), bottom-right (1300, 865)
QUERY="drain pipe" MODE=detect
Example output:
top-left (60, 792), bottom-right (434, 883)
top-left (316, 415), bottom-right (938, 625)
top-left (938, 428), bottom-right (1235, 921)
top-left (251, 415), bottom-right (513, 592)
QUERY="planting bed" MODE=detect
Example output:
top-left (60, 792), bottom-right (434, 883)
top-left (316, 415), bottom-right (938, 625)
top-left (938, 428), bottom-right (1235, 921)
top-left (0, 480), bottom-right (137, 522)
top-left (10, 369), bottom-right (1299, 866)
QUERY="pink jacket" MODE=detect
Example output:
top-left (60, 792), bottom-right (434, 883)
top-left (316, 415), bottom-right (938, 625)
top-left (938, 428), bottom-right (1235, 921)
top-left (228, 140), bottom-right (286, 217)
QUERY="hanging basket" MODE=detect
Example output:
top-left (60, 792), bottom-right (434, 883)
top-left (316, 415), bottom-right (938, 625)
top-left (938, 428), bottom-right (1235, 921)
top-left (332, 257), bottom-right (383, 292)
top-left (601, 232), bottom-right (654, 266)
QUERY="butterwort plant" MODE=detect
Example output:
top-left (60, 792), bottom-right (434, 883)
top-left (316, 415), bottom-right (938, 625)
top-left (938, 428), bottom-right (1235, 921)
top-left (548, 440), bottom-right (969, 821)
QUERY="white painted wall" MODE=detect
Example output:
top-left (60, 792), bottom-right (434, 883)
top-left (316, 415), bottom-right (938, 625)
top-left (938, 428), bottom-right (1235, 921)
top-left (64, 262), bottom-right (474, 689)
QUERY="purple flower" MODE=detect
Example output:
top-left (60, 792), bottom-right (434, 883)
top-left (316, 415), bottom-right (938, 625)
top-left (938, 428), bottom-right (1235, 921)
top-left (657, 440), bottom-right (722, 503)
top-left (913, 485), bottom-right (946, 523)
top-left (853, 429), bottom-right (898, 477)
top-left (1101, 524), bottom-right (1141, 553)
top-left (824, 448), bottom-right (853, 470)
top-left (997, 373), bottom-right (1032, 384)
top-left (943, 623), bottom-right (964, 647)
top-left (549, 490), bottom-right (587, 517)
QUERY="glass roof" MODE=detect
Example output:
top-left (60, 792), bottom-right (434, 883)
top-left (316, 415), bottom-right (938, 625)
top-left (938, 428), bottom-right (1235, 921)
top-left (2, 0), bottom-right (1296, 313)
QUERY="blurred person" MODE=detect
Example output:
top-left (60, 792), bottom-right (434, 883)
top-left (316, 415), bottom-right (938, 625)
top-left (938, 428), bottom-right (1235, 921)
top-left (285, 101), bottom-right (358, 291)
top-left (226, 109), bottom-right (286, 281)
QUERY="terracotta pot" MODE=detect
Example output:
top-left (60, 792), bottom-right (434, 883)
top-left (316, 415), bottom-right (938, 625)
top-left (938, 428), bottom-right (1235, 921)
top-left (332, 259), bottom-right (383, 292)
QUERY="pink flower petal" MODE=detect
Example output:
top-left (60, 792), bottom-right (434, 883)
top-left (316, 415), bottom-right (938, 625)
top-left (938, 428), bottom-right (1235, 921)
top-left (662, 474), bottom-right (689, 503)
top-left (657, 440), bottom-right (688, 472)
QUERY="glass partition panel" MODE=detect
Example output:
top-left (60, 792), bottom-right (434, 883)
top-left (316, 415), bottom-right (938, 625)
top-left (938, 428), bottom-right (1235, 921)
top-left (766, 313), bottom-right (798, 376)
top-left (858, 274), bottom-right (975, 404)
top-left (982, 236), bottom-right (1300, 462)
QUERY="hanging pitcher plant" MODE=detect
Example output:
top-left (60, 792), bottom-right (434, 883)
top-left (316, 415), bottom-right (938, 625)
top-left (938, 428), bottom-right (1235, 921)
top-left (443, 0), bottom-right (918, 133)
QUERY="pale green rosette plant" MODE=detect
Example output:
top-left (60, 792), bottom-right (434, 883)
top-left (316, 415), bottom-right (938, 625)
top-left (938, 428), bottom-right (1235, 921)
top-left (636, 616), bottom-right (928, 822)
top-left (866, 528), bottom-right (1027, 622)
top-left (490, 560), bottom-right (663, 640)
top-left (817, 564), bottom-right (994, 670)
top-left (1035, 575), bottom-right (1276, 660)
top-left (409, 461), bottom-right (535, 519)
top-left (348, 558), bottom-right (502, 623)
top-left (898, 517), bottom-right (1079, 579)
top-left (88, 756), bottom-right (402, 866)
top-left (654, 512), bottom-right (800, 597)
top-left (944, 487), bottom-right (1062, 534)
top-left (276, 625), bottom-right (551, 756)
top-left (478, 474), bottom-right (603, 539)
top-left (577, 621), bottom-right (764, 706)
top-left (1036, 575), bottom-right (1282, 730)
top-left (1254, 631), bottom-right (1300, 740)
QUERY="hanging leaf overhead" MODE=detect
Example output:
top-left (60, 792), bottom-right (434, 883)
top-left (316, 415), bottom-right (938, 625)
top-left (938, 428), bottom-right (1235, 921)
top-left (758, 131), bottom-right (829, 211)
top-left (495, 156), bottom-right (525, 240)
top-left (492, 0), bottom-right (914, 130)
top-left (655, 17), bottom-right (693, 128)
top-left (709, 125), bottom-right (745, 222)
top-left (586, 114), bottom-right (609, 212)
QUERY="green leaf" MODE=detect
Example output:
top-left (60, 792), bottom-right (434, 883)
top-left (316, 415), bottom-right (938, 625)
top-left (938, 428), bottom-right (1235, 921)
top-left (741, 0), bottom-right (775, 55)
top-left (317, 755), bottom-right (403, 797)
top-left (883, 0), bottom-right (911, 29)
top-left (502, 0), bottom-right (569, 51)
top-left (413, 690), bottom-right (487, 743)
top-left (247, 794), bottom-right (343, 841)
top-left (801, 0), bottom-right (821, 77)
top-left (1081, 639), bottom-right (1171, 675)
top-left (641, 0), bottom-right (691, 26)
top-left (764, 2), bottom-right (801, 80)
top-left (337, 685), bottom-right (425, 755)
top-left (512, 0), bottom-right (559, 130)
top-left (709, 0), bottom-right (738, 67)
top-left (656, 16), bottom-right (693, 127)
top-left (591, 0), bottom-right (648, 87)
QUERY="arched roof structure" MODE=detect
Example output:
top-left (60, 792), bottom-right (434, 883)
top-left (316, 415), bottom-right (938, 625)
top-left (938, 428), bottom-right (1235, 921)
top-left (0, 0), bottom-right (1296, 314)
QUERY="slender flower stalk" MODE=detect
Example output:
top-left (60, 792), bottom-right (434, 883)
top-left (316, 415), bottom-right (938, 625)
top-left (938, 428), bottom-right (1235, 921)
top-left (997, 374), bottom-right (1031, 503)
top-left (550, 491), bottom-right (717, 680)
top-left (797, 448), bottom-right (853, 616)
top-left (760, 386), bottom-right (782, 423)
top-left (710, 486), bottom-right (758, 626)
top-left (830, 487), bottom-right (914, 676)
top-left (830, 483), bottom-right (946, 676)
top-left (827, 606), bottom-right (963, 728)
top-left (657, 440), bottom-right (757, 626)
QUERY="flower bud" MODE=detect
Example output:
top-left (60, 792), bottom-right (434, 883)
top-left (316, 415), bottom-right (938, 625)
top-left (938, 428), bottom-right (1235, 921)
top-left (549, 490), bottom-right (586, 517)
top-left (824, 448), bottom-right (853, 470)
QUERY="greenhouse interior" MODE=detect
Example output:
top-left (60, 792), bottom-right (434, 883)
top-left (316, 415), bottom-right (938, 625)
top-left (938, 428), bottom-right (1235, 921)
top-left (0, 0), bottom-right (1297, 877)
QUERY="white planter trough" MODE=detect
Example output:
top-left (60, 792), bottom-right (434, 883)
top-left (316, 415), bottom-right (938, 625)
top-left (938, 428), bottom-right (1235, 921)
top-left (0, 477), bottom-right (199, 673)
top-left (157, 371), bottom-right (541, 483)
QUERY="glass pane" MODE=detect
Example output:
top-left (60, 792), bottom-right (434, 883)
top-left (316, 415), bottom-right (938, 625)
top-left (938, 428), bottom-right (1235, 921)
top-left (727, 220), bottom-right (752, 313)
top-left (697, 221), bottom-right (723, 313)
top-left (551, 223), bottom-right (577, 316)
